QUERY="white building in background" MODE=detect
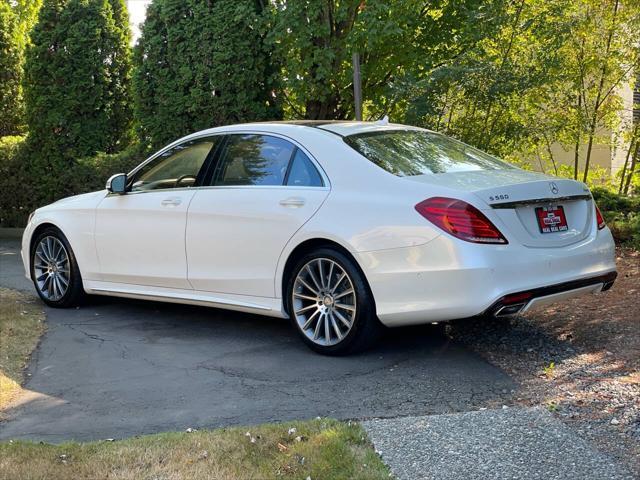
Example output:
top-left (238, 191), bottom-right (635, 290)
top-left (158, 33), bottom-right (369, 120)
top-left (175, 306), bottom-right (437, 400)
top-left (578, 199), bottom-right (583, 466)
top-left (127, 0), bottom-right (152, 45)
top-left (545, 79), bottom-right (637, 180)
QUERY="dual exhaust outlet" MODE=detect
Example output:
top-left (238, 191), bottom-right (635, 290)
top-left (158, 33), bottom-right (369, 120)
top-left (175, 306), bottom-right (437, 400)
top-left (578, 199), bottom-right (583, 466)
top-left (493, 302), bottom-right (528, 317)
top-left (488, 273), bottom-right (617, 319)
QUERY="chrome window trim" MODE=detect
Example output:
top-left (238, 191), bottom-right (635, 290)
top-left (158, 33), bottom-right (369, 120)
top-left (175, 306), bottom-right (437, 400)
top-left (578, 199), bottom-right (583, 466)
top-left (126, 133), bottom-right (225, 182)
top-left (124, 130), bottom-right (331, 194)
top-left (105, 184), bottom-right (330, 197)
top-left (209, 130), bottom-right (330, 189)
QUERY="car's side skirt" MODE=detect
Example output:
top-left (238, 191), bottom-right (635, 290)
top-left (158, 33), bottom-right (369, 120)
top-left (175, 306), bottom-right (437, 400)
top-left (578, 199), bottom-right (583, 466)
top-left (83, 280), bottom-right (287, 318)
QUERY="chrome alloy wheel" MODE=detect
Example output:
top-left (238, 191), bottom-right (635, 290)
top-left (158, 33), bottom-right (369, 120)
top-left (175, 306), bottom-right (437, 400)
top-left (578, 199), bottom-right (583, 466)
top-left (292, 258), bottom-right (357, 346)
top-left (34, 236), bottom-right (70, 301)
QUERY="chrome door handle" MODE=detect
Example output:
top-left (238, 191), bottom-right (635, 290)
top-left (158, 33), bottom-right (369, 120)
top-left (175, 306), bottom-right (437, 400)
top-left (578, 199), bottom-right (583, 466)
top-left (161, 197), bottom-right (182, 207)
top-left (279, 197), bottom-right (305, 208)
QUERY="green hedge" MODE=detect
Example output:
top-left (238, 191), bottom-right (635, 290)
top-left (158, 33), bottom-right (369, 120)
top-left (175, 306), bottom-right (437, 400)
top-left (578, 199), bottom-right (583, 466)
top-left (0, 135), bottom-right (147, 227)
top-left (0, 135), bottom-right (27, 226)
top-left (2, 139), bottom-right (638, 250)
top-left (592, 187), bottom-right (640, 248)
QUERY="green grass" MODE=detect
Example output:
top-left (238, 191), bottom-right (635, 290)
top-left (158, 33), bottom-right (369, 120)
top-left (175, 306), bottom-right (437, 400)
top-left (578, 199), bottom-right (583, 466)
top-left (0, 290), bottom-right (388, 479)
top-left (0, 419), bottom-right (390, 480)
top-left (0, 288), bottom-right (45, 415)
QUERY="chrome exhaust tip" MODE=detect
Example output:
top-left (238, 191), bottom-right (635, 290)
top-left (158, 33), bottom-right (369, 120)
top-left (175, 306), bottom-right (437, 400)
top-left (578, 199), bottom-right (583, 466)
top-left (493, 302), bottom-right (527, 317)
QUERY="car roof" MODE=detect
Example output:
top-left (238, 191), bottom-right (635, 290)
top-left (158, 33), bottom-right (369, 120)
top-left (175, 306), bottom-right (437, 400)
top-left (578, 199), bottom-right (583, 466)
top-left (169, 120), bottom-right (426, 150)
top-left (255, 120), bottom-right (423, 137)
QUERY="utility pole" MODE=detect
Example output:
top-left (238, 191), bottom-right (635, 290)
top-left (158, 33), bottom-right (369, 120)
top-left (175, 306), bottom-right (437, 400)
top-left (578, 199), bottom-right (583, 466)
top-left (353, 52), bottom-right (363, 121)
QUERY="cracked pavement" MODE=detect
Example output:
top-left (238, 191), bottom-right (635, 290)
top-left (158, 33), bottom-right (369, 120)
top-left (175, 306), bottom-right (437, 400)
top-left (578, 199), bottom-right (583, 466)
top-left (0, 239), bottom-right (516, 442)
top-left (2, 238), bottom-right (635, 479)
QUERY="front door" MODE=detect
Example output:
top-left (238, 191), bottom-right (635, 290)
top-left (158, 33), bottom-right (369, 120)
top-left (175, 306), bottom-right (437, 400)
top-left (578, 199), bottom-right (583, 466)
top-left (95, 136), bottom-right (220, 289)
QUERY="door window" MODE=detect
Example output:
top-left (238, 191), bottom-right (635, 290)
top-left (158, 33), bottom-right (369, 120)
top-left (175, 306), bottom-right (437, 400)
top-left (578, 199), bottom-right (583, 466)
top-left (211, 134), bottom-right (295, 186)
top-left (285, 149), bottom-right (324, 187)
top-left (131, 138), bottom-right (217, 192)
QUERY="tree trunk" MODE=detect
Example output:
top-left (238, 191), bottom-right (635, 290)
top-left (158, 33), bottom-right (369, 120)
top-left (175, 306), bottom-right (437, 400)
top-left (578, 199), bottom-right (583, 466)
top-left (582, 118), bottom-right (598, 183)
top-left (618, 123), bottom-right (639, 193)
top-left (536, 149), bottom-right (547, 174)
top-left (582, 0), bottom-right (620, 183)
top-left (481, 0), bottom-right (525, 148)
top-left (544, 135), bottom-right (558, 175)
top-left (623, 141), bottom-right (639, 194)
top-left (573, 96), bottom-right (582, 180)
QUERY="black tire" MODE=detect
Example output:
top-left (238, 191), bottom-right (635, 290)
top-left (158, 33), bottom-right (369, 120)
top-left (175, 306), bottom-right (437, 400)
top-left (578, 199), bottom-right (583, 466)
top-left (285, 247), bottom-right (381, 355)
top-left (30, 226), bottom-right (85, 308)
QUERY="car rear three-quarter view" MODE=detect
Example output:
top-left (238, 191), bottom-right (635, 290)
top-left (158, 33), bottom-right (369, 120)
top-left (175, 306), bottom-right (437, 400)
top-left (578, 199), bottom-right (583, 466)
top-left (21, 121), bottom-right (617, 355)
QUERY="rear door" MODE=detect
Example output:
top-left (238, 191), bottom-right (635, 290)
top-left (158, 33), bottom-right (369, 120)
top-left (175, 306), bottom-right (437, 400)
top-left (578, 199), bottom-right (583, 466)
top-left (186, 133), bottom-right (329, 297)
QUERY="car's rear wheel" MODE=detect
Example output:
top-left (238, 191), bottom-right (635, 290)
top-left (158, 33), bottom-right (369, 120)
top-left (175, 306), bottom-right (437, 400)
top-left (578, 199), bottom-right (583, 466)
top-left (286, 247), bottom-right (381, 355)
top-left (31, 227), bottom-right (85, 308)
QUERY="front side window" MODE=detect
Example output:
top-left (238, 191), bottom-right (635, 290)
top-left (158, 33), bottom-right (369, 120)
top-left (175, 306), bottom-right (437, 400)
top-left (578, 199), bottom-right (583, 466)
top-left (344, 130), bottom-right (514, 177)
top-left (131, 138), bottom-right (217, 192)
top-left (211, 134), bottom-right (295, 186)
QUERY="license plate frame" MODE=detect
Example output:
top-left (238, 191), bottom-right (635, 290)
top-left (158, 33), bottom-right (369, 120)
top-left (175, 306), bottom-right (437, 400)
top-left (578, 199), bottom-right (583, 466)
top-left (535, 205), bottom-right (568, 234)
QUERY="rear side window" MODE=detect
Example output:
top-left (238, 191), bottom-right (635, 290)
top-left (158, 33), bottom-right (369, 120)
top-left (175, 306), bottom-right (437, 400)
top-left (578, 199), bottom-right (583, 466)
top-left (211, 134), bottom-right (295, 186)
top-left (286, 149), bottom-right (323, 187)
top-left (344, 130), bottom-right (514, 177)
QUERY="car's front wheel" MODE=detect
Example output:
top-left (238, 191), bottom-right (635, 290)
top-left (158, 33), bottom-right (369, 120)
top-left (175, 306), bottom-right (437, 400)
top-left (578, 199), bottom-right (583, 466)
top-left (31, 227), bottom-right (85, 308)
top-left (286, 247), bottom-right (381, 355)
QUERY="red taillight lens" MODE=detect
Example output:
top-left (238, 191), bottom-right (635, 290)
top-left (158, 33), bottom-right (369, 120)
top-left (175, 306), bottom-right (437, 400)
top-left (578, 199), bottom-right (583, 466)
top-left (415, 197), bottom-right (508, 244)
top-left (595, 204), bottom-right (606, 230)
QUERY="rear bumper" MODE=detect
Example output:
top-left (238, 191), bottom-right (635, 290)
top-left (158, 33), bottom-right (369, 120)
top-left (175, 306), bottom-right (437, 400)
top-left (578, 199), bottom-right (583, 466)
top-left (356, 228), bottom-right (617, 326)
top-left (485, 271), bottom-right (617, 317)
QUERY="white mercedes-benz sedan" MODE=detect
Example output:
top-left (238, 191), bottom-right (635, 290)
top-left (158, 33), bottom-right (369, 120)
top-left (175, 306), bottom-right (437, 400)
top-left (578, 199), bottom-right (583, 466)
top-left (22, 121), bottom-right (617, 354)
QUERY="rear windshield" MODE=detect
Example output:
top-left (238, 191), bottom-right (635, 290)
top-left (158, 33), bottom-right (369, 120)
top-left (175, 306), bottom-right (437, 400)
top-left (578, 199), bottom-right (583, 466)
top-left (344, 130), bottom-right (514, 176)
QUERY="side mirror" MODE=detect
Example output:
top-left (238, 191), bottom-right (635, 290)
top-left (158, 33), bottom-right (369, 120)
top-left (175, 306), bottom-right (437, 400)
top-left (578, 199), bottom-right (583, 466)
top-left (106, 173), bottom-right (127, 194)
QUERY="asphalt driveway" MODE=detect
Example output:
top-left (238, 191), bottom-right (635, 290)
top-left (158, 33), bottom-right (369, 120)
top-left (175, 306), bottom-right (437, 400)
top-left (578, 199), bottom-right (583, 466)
top-left (0, 238), bottom-right (514, 442)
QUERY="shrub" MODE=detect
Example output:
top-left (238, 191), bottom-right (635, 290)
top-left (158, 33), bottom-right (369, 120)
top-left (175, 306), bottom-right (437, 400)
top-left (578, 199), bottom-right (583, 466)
top-left (592, 187), bottom-right (640, 248)
top-left (0, 135), bottom-right (28, 226)
top-left (0, 137), bottom-right (148, 227)
top-left (72, 143), bottom-right (150, 193)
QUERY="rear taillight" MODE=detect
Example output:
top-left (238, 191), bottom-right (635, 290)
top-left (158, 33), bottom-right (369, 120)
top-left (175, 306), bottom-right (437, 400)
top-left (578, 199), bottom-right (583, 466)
top-left (595, 204), bottom-right (606, 230)
top-left (415, 197), bottom-right (508, 244)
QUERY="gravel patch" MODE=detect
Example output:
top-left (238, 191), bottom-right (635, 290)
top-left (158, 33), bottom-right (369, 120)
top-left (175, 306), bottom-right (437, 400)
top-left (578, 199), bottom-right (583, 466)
top-left (364, 407), bottom-right (634, 480)
top-left (449, 248), bottom-right (640, 476)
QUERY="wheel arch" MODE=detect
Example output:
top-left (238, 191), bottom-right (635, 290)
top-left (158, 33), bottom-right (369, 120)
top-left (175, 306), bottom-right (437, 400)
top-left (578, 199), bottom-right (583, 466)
top-left (279, 237), bottom-right (376, 316)
top-left (28, 222), bottom-right (64, 272)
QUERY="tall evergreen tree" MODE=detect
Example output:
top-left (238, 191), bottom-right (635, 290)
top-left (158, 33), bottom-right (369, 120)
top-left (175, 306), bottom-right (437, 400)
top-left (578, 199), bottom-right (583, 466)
top-left (23, 0), bottom-right (133, 159)
top-left (133, 0), bottom-right (279, 148)
top-left (105, 0), bottom-right (134, 148)
top-left (0, 1), bottom-right (23, 136)
top-left (0, 0), bottom-right (41, 136)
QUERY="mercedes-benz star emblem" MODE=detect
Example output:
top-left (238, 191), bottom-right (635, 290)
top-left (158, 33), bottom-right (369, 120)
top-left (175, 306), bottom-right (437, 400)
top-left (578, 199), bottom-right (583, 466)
top-left (549, 182), bottom-right (559, 195)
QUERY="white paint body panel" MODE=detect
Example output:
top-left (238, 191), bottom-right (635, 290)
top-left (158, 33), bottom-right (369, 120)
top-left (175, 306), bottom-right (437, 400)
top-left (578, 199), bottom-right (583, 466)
top-left (356, 224), bottom-right (615, 325)
top-left (21, 122), bottom-right (617, 325)
top-left (186, 185), bottom-right (328, 297)
top-left (95, 190), bottom-right (196, 289)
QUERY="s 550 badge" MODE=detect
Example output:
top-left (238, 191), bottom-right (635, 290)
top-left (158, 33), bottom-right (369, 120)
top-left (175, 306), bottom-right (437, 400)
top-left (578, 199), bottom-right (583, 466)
top-left (489, 194), bottom-right (510, 201)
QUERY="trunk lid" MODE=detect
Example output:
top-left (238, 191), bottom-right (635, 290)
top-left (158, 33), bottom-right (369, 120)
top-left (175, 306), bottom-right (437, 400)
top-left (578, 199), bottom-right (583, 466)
top-left (405, 170), bottom-right (594, 248)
